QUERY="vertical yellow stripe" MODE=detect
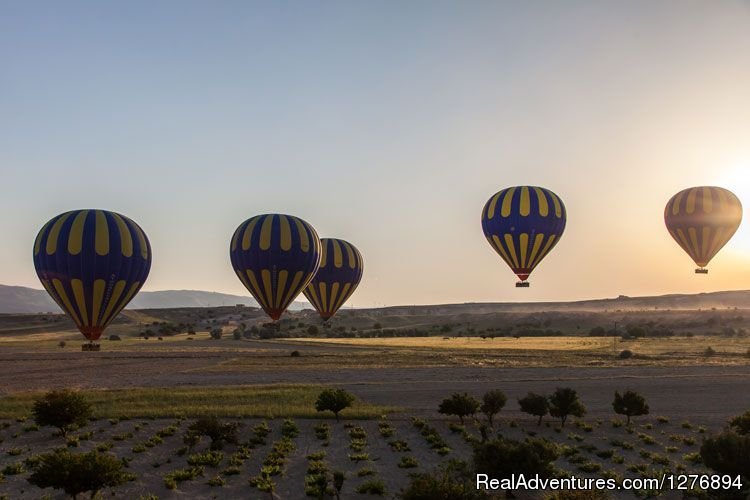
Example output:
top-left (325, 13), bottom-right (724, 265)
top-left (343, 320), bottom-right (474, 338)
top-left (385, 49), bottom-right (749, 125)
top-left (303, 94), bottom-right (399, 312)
top-left (503, 234), bottom-right (520, 268)
top-left (46, 212), bottom-right (73, 255)
top-left (501, 187), bottom-right (516, 217)
top-left (293, 218), bottom-right (310, 252)
top-left (259, 216), bottom-right (274, 250)
top-left (282, 271), bottom-right (305, 310)
top-left (486, 190), bottom-right (503, 219)
top-left (319, 240), bottom-right (328, 268)
top-left (91, 279), bottom-right (106, 327)
top-left (688, 227), bottom-right (700, 256)
top-left (231, 227), bottom-right (241, 252)
top-left (245, 270), bottom-right (268, 310)
top-left (706, 227), bottom-right (726, 262)
top-left (702, 188), bottom-right (713, 214)
top-left (34, 220), bottom-right (52, 256)
top-left (328, 283), bottom-right (340, 314)
top-left (67, 210), bottom-right (88, 255)
top-left (519, 233), bottom-right (529, 268)
top-left (261, 270), bottom-right (274, 309)
top-left (132, 222), bottom-right (149, 259)
top-left (701, 226), bottom-right (711, 259)
top-left (671, 191), bottom-right (685, 216)
top-left (333, 282), bottom-right (352, 313)
top-left (104, 282), bottom-right (140, 326)
top-left (519, 187), bottom-right (530, 216)
top-left (305, 280), bottom-right (323, 312)
top-left (490, 235), bottom-right (514, 268)
top-left (332, 239), bottom-right (343, 268)
top-left (112, 213), bottom-right (133, 258)
top-left (95, 211), bottom-right (110, 256)
top-left (549, 192), bottom-right (562, 218)
top-left (275, 270), bottom-right (288, 309)
top-left (71, 279), bottom-right (89, 327)
top-left (52, 279), bottom-right (81, 326)
top-left (675, 229), bottom-right (694, 259)
top-left (715, 187), bottom-right (728, 213)
top-left (318, 282), bottom-right (328, 312)
top-left (533, 235), bottom-right (557, 269)
top-left (241, 217), bottom-right (260, 251)
top-left (526, 234), bottom-right (545, 269)
top-left (100, 280), bottom-right (126, 326)
top-left (533, 188), bottom-right (549, 216)
top-left (342, 241), bottom-right (356, 269)
top-left (686, 188), bottom-right (697, 214)
top-left (279, 216), bottom-right (292, 251)
top-left (41, 279), bottom-right (66, 312)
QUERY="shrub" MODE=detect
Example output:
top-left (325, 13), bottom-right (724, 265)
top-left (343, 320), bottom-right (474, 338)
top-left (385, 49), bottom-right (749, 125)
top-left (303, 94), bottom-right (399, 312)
top-left (612, 390), bottom-right (649, 425)
top-left (32, 390), bottom-right (92, 437)
top-left (356, 478), bottom-right (385, 495)
top-left (473, 437), bottom-right (559, 479)
top-left (290, 350), bottom-right (301, 357)
top-left (703, 346), bottom-right (716, 357)
top-left (480, 390), bottom-right (507, 427)
top-left (730, 410), bottom-right (750, 435)
top-left (281, 418), bottom-right (299, 438)
top-left (518, 392), bottom-right (549, 426)
top-left (399, 459), bottom-right (486, 500)
top-left (108, 335), bottom-right (121, 341)
top-left (700, 431), bottom-right (750, 482)
top-left (438, 393), bottom-right (480, 424)
top-left (398, 456), bottom-right (419, 468)
top-left (187, 417), bottom-right (239, 450)
top-left (315, 388), bottom-right (355, 421)
top-left (187, 450), bottom-right (224, 467)
top-left (548, 388), bottom-right (586, 427)
top-left (27, 449), bottom-right (130, 498)
top-left (618, 350), bottom-right (633, 359)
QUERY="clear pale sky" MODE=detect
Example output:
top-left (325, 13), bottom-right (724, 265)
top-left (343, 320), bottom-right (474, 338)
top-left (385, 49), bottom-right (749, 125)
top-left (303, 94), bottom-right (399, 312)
top-left (2, 1), bottom-right (749, 307)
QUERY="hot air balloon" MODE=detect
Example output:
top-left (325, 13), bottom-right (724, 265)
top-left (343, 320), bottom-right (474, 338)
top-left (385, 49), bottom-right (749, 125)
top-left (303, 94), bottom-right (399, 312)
top-left (33, 210), bottom-right (152, 350)
top-left (481, 186), bottom-right (566, 287)
top-left (230, 214), bottom-right (321, 321)
top-left (303, 238), bottom-right (363, 321)
top-left (664, 186), bottom-right (742, 273)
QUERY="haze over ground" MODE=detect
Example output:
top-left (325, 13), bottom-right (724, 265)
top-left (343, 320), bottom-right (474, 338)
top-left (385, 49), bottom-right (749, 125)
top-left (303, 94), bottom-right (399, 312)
top-left (2, 1), bottom-right (749, 306)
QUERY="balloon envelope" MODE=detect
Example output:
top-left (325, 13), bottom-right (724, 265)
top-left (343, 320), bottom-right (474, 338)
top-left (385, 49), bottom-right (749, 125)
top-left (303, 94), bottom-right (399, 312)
top-left (230, 214), bottom-right (321, 320)
top-left (664, 186), bottom-right (742, 270)
top-left (481, 186), bottom-right (566, 283)
top-left (303, 238), bottom-right (363, 320)
top-left (33, 209), bottom-right (152, 341)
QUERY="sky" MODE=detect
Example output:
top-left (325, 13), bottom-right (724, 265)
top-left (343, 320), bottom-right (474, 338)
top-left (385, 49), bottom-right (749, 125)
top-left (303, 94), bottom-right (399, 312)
top-left (2, 1), bottom-right (750, 307)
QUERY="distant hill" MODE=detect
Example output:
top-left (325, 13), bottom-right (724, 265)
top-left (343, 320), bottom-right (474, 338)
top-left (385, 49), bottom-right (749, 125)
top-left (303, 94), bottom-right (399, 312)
top-left (1, 283), bottom-right (749, 315)
top-left (0, 284), bottom-right (307, 314)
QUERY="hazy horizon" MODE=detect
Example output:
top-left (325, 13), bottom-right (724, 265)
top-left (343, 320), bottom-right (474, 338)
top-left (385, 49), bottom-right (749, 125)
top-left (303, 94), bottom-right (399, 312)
top-left (2, 1), bottom-right (750, 307)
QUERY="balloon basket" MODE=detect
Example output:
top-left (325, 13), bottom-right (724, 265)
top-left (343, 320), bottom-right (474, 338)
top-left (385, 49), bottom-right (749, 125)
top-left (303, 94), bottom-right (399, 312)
top-left (695, 268), bottom-right (709, 274)
top-left (515, 281), bottom-right (530, 288)
top-left (82, 343), bottom-right (101, 352)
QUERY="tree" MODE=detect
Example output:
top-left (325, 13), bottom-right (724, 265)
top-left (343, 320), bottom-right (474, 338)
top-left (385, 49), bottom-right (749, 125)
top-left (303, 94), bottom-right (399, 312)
top-left (210, 327), bottom-right (223, 339)
top-left (187, 417), bottom-right (240, 450)
top-left (438, 393), bottom-right (480, 425)
top-left (32, 390), bottom-right (92, 437)
top-left (28, 449), bottom-right (130, 499)
top-left (612, 390), bottom-right (649, 425)
top-left (480, 390), bottom-right (507, 427)
top-left (307, 325), bottom-right (319, 335)
top-left (315, 388), bottom-right (355, 421)
top-left (518, 392), bottom-right (548, 426)
top-left (729, 410), bottom-right (750, 435)
top-left (700, 431), bottom-right (750, 492)
top-left (548, 387), bottom-right (586, 427)
top-left (473, 437), bottom-right (559, 479)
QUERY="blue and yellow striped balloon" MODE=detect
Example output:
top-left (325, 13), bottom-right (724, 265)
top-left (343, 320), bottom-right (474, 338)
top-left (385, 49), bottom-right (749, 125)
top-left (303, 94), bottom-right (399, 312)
top-left (303, 238), bottom-right (364, 320)
top-left (664, 186), bottom-right (742, 272)
top-left (230, 214), bottom-right (321, 321)
top-left (481, 186), bottom-right (566, 285)
top-left (32, 209), bottom-right (152, 341)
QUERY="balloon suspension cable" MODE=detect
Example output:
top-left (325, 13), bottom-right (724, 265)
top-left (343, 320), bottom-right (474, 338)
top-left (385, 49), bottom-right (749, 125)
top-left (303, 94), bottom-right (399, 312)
top-left (695, 268), bottom-right (709, 274)
top-left (515, 281), bottom-right (530, 288)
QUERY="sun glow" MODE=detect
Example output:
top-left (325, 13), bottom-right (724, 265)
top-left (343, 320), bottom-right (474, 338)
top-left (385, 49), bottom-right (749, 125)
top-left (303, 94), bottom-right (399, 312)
top-left (715, 164), bottom-right (750, 253)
